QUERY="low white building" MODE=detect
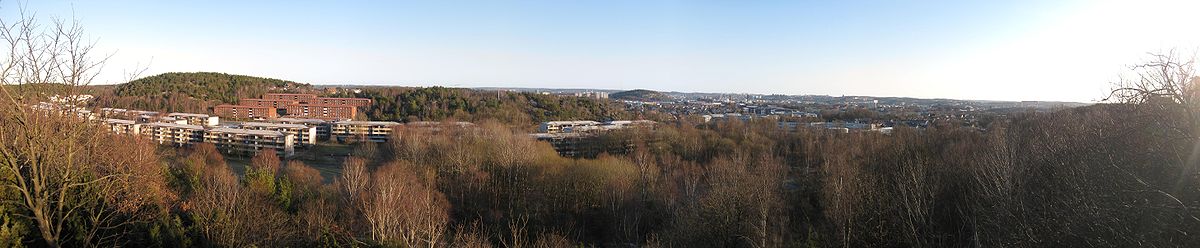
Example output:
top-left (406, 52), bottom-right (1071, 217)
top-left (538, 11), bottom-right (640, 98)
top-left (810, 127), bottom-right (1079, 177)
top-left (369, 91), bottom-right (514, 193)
top-left (204, 127), bottom-right (295, 157)
top-left (139, 122), bottom-right (204, 147)
top-left (168, 112), bottom-right (219, 126)
top-left (331, 121), bottom-right (401, 142)
top-left (103, 118), bottom-right (141, 134)
top-left (239, 122), bottom-right (318, 146)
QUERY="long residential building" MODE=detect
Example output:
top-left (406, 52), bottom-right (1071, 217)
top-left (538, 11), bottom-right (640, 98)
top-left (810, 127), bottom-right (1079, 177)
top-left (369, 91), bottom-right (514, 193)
top-left (238, 122), bottom-right (318, 146)
top-left (214, 104), bottom-right (278, 119)
top-left (313, 97), bottom-right (372, 107)
top-left (204, 127), bottom-right (296, 157)
top-left (331, 121), bottom-right (401, 142)
top-left (284, 104), bottom-right (357, 120)
top-left (239, 98), bottom-right (299, 109)
top-left (104, 118), bottom-right (141, 134)
top-left (268, 118), bottom-right (331, 138)
top-left (167, 112), bottom-right (219, 126)
top-left (139, 122), bottom-right (205, 147)
top-left (263, 93), bottom-right (318, 103)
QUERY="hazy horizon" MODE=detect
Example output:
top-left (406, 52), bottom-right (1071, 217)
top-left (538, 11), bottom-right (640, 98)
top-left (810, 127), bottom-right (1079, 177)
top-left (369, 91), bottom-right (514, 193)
top-left (11, 0), bottom-right (1200, 102)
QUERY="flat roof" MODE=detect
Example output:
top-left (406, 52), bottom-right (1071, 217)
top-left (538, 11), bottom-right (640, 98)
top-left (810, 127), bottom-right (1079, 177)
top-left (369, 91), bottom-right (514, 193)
top-left (208, 127), bottom-right (285, 136)
top-left (141, 122), bottom-right (203, 130)
top-left (239, 122), bottom-right (309, 129)
top-left (168, 112), bottom-right (210, 118)
top-left (104, 119), bottom-right (136, 125)
top-left (542, 120), bottom-right (601, 125)
top-left (269, 118), bottom-right (328, 124)
top-left (334, 121), bottom-right (401, 126)
top-left (215, 104), bottom-right (273, 109)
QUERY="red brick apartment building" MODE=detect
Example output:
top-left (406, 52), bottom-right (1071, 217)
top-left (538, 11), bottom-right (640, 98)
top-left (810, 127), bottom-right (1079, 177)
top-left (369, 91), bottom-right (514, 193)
top-left (284, 104), bottom-right (357, 120)
top-left (263, 93), bottom-right (318, 103)
top-left (314, 97), bottom-right (372, 107)
top-left (220, 93), bottom-right (371, 120)
top-left (239, 98), bottom-right (299, 109)
top-left (214, 105), bottom-right (279, 119)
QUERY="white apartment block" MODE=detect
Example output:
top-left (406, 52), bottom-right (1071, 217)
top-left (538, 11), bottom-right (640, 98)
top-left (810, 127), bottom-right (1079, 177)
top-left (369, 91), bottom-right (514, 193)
top-left (139, 122), bottom-right (204, 147)
top-left (238, 122), bottom-right (318, 146)
top-left (204, 127), bottom-right (296, 157)
top-left (331, 121), bottom-right (401, 142)
top-left (538, 121), bottom-right (602, 133)
top-left (167, 112), bottom-right (219, 126)
top-left (268, 118), bottom-right (331, 139)
top-left (103, 118), bottom-right (141, 135)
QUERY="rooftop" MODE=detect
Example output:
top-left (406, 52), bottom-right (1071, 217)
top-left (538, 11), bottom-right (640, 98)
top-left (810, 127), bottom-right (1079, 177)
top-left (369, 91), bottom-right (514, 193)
top-left (239, 122), bottom-right (309, 129)
top-left (168, 112), bottom-right (210, 118)
top-left (208, 127), bottom-right (286, 137)
top-left (334, 121), bottom-right (401, 126)
top-left (543, 121), bottom-right (602, 125)
top-left (104, 119), bottom-right (136, 125)
top-left (141, 122), bottom-right (203, 130)
top-left (269, 118), bottom-right (328, 124)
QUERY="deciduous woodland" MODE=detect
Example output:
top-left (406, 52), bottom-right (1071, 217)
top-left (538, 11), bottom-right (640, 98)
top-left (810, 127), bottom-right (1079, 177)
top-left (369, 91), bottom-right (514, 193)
top-left (3, 97), bottom-right (1199, 247)
top-left (3, 9), bottom-right (1200, 248)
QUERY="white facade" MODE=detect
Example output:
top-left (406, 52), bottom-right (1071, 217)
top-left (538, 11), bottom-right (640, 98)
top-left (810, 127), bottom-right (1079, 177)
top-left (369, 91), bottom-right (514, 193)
top-left (239, 122), bottom-right (318, 146)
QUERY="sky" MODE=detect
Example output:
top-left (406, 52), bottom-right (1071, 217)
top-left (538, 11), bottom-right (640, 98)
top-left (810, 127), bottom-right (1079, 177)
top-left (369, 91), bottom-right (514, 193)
top-left (6, 0), bottom-right (1200, 102)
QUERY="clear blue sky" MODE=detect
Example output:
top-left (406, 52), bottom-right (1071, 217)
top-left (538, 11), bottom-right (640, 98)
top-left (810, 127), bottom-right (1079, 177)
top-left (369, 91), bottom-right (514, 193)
top-left (7, 0), bottom-right (1199, 102)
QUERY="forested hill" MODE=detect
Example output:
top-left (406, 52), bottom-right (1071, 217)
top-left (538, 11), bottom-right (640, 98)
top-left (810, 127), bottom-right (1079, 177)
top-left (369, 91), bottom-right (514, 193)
top-left (611, 89), bottom-right (669, 102)
top-left (328, 86), bottom-right (645, 128)
top-left (114, 72), bottom-right (313, 104)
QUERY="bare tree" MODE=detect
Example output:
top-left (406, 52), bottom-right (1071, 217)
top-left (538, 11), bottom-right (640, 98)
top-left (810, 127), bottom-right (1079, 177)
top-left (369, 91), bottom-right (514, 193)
top-left (0, 7), bottom-right (168, 247)
top-left (1107, 49), bottom-right (1199, 138)
top-left (357, 160), bottom-right (450, 247)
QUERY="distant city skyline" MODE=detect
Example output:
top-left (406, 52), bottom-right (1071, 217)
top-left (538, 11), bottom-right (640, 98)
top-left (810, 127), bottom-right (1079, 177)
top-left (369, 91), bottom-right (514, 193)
top-left (9, 0), bottom-right (1200, 102)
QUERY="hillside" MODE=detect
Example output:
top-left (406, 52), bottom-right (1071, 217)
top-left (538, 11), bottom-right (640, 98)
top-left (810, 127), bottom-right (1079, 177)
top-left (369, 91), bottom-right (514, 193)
top-left (610, 89), bottom-right (669, 102)
top-left (330, 86), bottom-right (645, 128)
top-left (114, 72), bottom-right (313, 104)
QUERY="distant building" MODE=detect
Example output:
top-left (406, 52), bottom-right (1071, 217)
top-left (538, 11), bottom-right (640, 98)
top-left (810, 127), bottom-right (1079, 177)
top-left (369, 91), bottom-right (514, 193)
top-left (313, 97), bottom-right (372, 107)
top-left (538, 120), bottom-right (654, 134)
top-left (204, 127), bottom-right (295, 157)
top-left (239, 122), bottom-right (318, 146)
top-left (269, 118), bottom-right (331, 139)
top-left (239, 98), bottom-right (299, 109)
top-left (284, 104), bottom-right (357, 120)
top-left (214, 105), bottom-right (278, 119)
top-left (139, 122), bottom-right (204, 147)
top-left (104, 118), bottom-right (141, 134)
top-left (263, 93), bottom-right (318, 103)
top-left (331, 121), bottom-right (401, 142)
top-left (167, 112), bottom-right (219, 126)
top-left (538, 121), bottom-right (602, 133)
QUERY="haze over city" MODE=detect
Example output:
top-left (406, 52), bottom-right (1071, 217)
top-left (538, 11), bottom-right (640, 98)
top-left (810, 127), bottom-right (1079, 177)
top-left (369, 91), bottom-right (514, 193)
top-left (12, 0), bottom-right (1198, 102)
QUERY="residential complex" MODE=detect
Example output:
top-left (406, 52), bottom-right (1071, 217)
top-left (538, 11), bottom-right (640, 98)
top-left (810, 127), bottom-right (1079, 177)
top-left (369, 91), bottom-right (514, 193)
top-left (284, 104), bottom-right (357, 120)
top-left (268, 118), bottom-right (332, 138)
top-left (140, 122), bottom-right (205, 147)
top-left (104, 118), bottom-right (141, 134)
top-left (331, 121), bottom-right (401, 142)
top-left (263, 93), bottom-right (318, 102)
top-left (538, 120), bottom-right (654, 134)
top-left (167, 112), bottom-right (219, 126)
top-left (204, 127), bottom-right (296, 157)
top-left (214, 104), bottom-right (279, 119)
top-left (221, 93), bottom-right (372, 120)
top-left (313, 97), bottom-right (372, 107)
top-left (238, 122), bottom-right (318, 146)
top-left (239, 98), bottom-right (299, 109)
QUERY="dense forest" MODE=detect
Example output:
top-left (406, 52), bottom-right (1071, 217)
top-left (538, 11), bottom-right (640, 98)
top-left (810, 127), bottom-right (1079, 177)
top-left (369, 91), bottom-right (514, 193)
top-left (610, 89), bottom-right (670, 102)
top-left (90, 72), bottom-right (314, 113)
top-left (330, 86), bottom-right (648, 128)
